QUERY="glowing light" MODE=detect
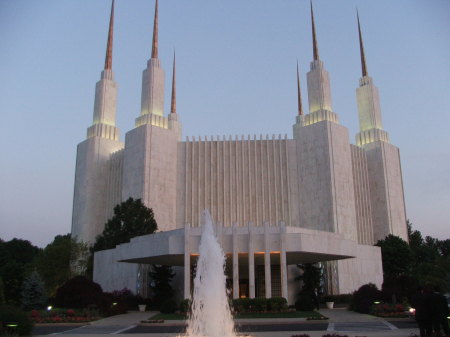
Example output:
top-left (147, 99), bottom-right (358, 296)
top-left (112, 302), bottom-right (117, 306)
top-left (47, 306), bottom-right (53, 311)
top-left (409, 308), bottom-right (416, 313)
top-left (373, 301), bottom-right (380, 304)
top-left (6, 324), bottom-right (18, 327)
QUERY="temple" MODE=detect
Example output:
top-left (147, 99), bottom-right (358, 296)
top-left (71, 1), bottom-right (408, 303)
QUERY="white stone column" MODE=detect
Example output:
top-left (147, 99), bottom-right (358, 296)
top-left (264, 221), bottom-right (272, 299)
top-left (232, 222), bottom-right (239, 299)
top-left (280, 221), bottom-right (288, 300)
top-left (248, 222), bottom-right (255, 299)
top-left (184, 223), bottom-right (190, 299)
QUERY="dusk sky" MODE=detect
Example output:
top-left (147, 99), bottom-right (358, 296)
top-left (0, 0), bottom-right (449, 248)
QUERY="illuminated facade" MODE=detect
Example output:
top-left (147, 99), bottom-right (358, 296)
top-left (72, 1), bottom-right (408, 302)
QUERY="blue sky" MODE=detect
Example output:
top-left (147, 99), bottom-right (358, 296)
top-left (0, 0), bottom-right (449, 247)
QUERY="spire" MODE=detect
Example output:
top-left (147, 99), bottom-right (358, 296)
top-left (151, 0), bottom-right (159, 59)
top-left (310, 1), bottom-right (319, 61)
top-left (357, 10), bottom-right (368, 77)
top-left (171, 50), bottom-right (176, 114)
top-left (104, 0), bottom-right (115, 70)
top-left (297, 61), bottom-right (303, 115)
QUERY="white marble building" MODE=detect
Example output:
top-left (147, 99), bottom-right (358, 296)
top-left (72, 1), bottom-right (408, 303)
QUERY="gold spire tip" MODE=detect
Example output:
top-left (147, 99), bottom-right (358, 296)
top-left (296, 61), bottom-right (304, 116)
top-left (310, 1), bottom-right (319, 61)
top-left (104, 0), bottom-right (115, 70)
top-left (357, 9), bottom-right (368, 77)
top-left (170, 50), bottom-right (177, 114)
top-left (151, 0), bottom-right (159, 59)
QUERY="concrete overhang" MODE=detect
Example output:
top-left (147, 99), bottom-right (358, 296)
top-left (98, 225), bottom-right (358, 266)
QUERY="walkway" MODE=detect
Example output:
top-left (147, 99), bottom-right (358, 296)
top-left (32, 308), bottom-right (419, 337)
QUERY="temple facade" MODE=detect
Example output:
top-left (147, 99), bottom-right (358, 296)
top-left (71, 1), bottom-right (408, 303)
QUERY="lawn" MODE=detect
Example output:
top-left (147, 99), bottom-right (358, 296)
top-left (150, 311), bottom-right (325, 320)
top-left (234, 311), bottom-right (324, 319)
top-left (149, 312), bottom-right (187, 320)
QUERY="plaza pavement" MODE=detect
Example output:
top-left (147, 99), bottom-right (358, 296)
top-left (33, 308), bottom-right (419, 337)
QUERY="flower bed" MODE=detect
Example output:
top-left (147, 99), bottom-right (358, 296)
top-left (371, 303), bottom-right (408, 318)
top-left (30, 308), bottom-right (100, 324)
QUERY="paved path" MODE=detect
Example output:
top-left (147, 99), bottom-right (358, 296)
top-left (32, 308), bottom-right (419, 337)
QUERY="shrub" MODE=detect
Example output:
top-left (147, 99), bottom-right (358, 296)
top-left (320, 294), bottom-right (353, 304)
top-left (252, 298), bottom-right (268, 311)
top-left (160, 299), bottom-right (177, 314)
top-left (350, 283), bottom-right (382, 314)
top-left (269, 297), bottom-right (288, 311)
top-left (0, 305), bottom-right (34, 336)
top-left (54, 276), bottom-right (103, 309)
top-left (232, 298), bottom-right (252, 313)
top-left (97, 292), bottom-right (127, 316)
top-left (295, 294), bottom-right (314, 311)
top-left (179, 299), bottom-right (191, 313)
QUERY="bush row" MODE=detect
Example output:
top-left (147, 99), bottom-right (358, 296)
top-left (320, 294), bottom-right (353, 304)
top-left (231, 297), bottom-right (288, 313)
top-left (0, 305), bottom-right (34, 336)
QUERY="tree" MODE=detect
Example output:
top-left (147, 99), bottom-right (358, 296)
top-left (295, 263), bottom-right (323, 294)
top-left (93, 198), bottom-right (158, 251)
top-left (55, 276), bottom-right (103, 309)
top-left (20, 270), bottom-right (47, 310)
top-left (376, 234), bottom-right (413, 278)
top-left (35, 234), bottom-right (89, 296)
top-left (0, 277), bottom-right (5, 304)
top-left (407, 221), bottom-right (450, 292)
top-left (0, 238), bottom-right (42, 304)
top-left (149, 265), bottom-right (175, 306)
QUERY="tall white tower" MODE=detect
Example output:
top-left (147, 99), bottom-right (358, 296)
top-left (354, 13), bottom-right (407, 242)
top-left (137, 0), bottom-right (165, 125)
top-left (72, 0), bottom-right (124, 244)
top-left (121, 0), bottom-right (181, 232)
top-left (293, 2), bottom-right (357, 243)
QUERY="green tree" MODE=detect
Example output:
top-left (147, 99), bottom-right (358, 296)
top-left (0, 238), bottom-right (41, 304)
top-left (0, 276), bottom-right (5, 304)
top-left (295, 263), bottom-right (323, 294)
top-left (20, 270), bottom-right (47, 310)
top-left (376, 234), bottom-right (412, 278)
top-left (149, 265), bottom-right (175, 306)
top-left (93, 198), bottom-right (158, 251)
top-left (407, 221), bottom-right (450, 292)
top-left (35, 234), bottom-right (89, 296)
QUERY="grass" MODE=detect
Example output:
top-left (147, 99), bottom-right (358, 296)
top-left (234, 311), bottom-right (324, 319)
top-left (150, 311), bottom-right (324, 320)
top-left (149, 313), bottom-right (187, 320)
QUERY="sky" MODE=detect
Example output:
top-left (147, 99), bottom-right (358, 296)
top-left (0, 0), bottom-right (449, 248)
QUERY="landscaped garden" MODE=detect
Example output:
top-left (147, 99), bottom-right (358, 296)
top-left (29, 308), bottom-right (100, 323)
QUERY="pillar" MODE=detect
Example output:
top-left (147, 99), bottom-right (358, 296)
top-left (248, 222), bottom-right (255, 298)
top-left (184, 222), bottom-right (190, 299)
top-left (264, 221), bottom-right (272, 298)
top-left (232, 222), bottom-right (239, 299)
top-left (280, 221), bottom-right (288, 300)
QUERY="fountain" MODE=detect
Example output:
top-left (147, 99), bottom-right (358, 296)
top-left (185, 210), bottom-right (237, 337)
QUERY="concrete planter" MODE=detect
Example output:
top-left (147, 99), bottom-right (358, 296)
top-left (138, 304), bottom-right (147, 312)
top-left (326, 301), bottom-right (334, 309)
